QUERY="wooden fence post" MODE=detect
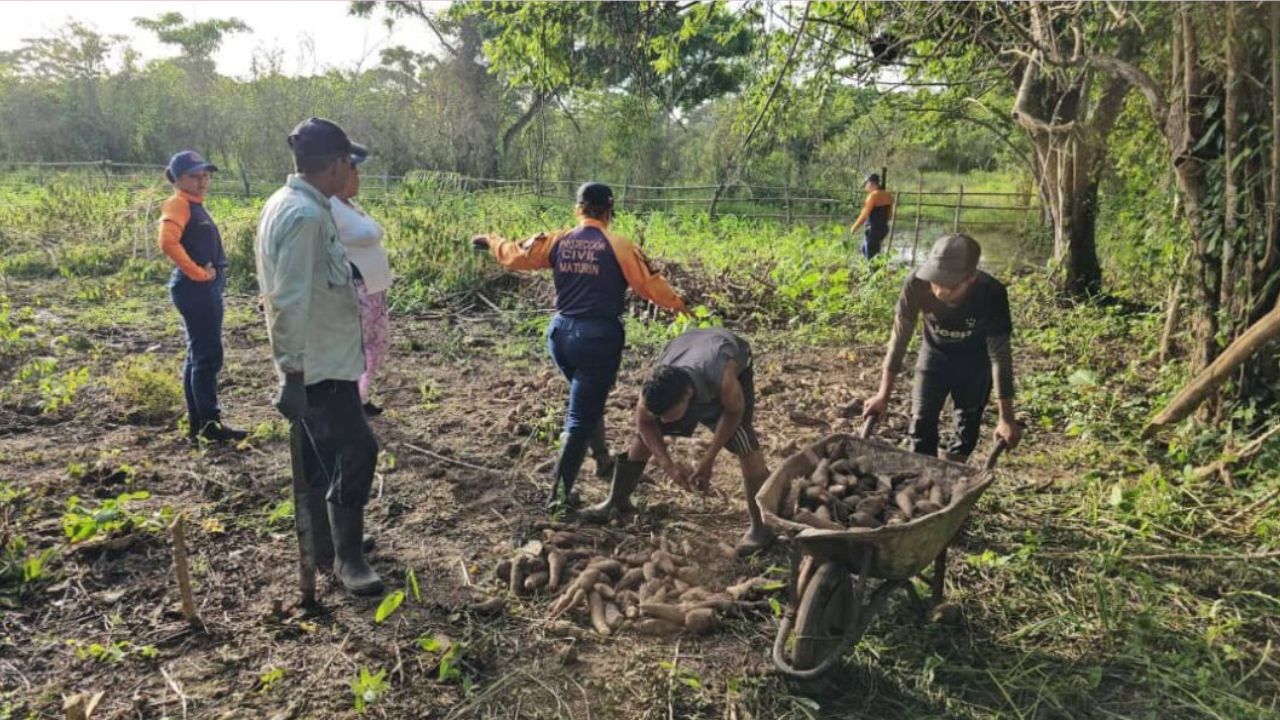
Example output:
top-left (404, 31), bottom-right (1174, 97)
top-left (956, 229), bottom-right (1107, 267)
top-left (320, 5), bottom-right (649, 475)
top-left (238, 165), bottom-right (251, 199)
top-left (36, 160), bottom-right (44, 186)
top-left (886, 172), bottom-right (898, 254)
top-left (911, 173), bottom-right (924, 267)
top-left (953, 184), bottom-right (964, 232)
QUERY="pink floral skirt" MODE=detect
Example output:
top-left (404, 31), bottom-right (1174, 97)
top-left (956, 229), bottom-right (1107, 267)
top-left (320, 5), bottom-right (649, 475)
top-left (354, 278), bottom-right (391, 403)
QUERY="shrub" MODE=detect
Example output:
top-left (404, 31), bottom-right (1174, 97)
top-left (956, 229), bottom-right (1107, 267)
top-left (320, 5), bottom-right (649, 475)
top-left (109, 355), bottom-right (182, 422)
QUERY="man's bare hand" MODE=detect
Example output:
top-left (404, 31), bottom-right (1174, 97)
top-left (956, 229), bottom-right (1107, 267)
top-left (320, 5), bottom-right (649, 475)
top-left (668, 462), bottom-right (697, 490)
top-left (863, 392), bottom-right (889, 421)
top-left (995, 418), bottom-right (1023, 449)
top-left (690, 458), bottom-right (714, 493)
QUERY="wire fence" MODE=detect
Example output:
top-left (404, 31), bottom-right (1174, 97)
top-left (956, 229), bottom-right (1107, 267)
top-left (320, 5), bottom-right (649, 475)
top-left (0, 159), bottom-right (1041, 252)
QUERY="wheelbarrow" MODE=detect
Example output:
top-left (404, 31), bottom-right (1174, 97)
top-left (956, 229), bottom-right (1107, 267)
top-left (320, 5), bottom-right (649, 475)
top-left (756, 419), bottom-right (1005, 678)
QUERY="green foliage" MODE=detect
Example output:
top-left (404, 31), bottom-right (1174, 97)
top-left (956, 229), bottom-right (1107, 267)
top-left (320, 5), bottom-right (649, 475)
top-left (264, 497), bottom-right (294, 529)
top-left (406, 567), bottom-right (421, 603)
top-left (417, 635), bottom-right (472, 690)
top-left (257, 667), bottom-right (285, 693)
top-left (1, 531), bottom-right (58, 594)
top-left (350, 667), bottom-right (388, 713)
top-left (68, 639), bottom-right (157, 664)
top-left (108, 355), bottom-right (182, 421)
top-left (61, 490), bottom-right (168, 544)
top-left (373, 590), bottom-right (405, 624)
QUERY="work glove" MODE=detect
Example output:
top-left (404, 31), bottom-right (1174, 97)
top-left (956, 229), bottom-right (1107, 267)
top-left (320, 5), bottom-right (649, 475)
top-left (274, 374), bottom-right (307, 421)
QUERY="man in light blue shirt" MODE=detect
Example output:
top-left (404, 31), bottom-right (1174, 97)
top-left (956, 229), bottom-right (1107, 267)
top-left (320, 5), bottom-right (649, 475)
top-left (256, 118), bottom-right (383, 598)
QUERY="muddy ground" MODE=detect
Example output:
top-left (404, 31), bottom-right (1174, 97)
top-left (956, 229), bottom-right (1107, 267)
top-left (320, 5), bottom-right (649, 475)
top-left (0, 274), bottom-right (1250, 720)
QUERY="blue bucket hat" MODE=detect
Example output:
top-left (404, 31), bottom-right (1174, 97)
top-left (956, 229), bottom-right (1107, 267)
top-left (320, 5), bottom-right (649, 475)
top-left (166, 150), bottom-right (218, 183)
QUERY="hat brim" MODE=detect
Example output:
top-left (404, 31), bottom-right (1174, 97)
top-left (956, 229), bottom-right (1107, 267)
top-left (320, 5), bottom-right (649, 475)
top-left (350, 144), bottom-right (369, 166)
top-left (917, 261), bottom-right (969, 288)
top-left (177, 161), bottom-right (217, 174)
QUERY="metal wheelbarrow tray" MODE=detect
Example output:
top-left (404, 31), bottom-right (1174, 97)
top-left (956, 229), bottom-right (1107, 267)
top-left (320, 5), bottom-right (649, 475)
top-left (755, 430), bottom-right (1002, 678)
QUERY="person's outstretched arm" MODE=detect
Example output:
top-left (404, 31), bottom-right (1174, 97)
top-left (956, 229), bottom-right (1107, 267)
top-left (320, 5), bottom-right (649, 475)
top-left (473, 231), bottom-right (558, 271)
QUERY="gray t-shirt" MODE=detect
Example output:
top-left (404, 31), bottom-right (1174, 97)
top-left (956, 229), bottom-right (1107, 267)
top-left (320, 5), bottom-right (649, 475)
top-left (658, 328), bottom-right (751, 411)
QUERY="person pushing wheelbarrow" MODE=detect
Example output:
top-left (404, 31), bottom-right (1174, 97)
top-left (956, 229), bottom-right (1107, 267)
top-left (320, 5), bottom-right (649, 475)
top-left (862, 233), bottom-right (1023, 458)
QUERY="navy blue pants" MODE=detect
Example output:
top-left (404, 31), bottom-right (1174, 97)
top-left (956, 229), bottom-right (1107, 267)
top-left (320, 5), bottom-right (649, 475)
top-left (546, 315), bottom-right (624, 490)
top-left (169, 271), bottom-right (225, 432)
top-left (861, 228), bottom-right (888, 260)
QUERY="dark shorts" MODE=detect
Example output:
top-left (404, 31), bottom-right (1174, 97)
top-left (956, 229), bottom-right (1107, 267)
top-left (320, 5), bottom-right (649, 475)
top-left (659, 366), bottom-right (761, 456)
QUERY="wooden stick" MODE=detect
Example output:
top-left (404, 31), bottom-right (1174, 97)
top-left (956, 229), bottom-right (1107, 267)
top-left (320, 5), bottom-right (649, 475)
top-left (1145, 301), bottom-right (1280, 435)
top-left (1042, 548), bottom-right (1280, 562)
top-left (170, 514), bottom-right (201, 627)
top-left (402, 442), bottom-right (506, 475)
top-left (1192, 420), bottom-right (1280, 480)
top-left (1211, 487), bottom-right (1280, 536)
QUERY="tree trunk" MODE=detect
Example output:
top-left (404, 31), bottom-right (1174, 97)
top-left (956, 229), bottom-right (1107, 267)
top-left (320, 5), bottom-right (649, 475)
top-left (1170, 4), bottom-right (1222, 376)
top-left (1221, 3), bottom-right (1242, 334)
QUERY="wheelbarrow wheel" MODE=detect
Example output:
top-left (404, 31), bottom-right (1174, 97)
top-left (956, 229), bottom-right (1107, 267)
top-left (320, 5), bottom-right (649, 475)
top-left (792, 561), bottom-right (855, 671)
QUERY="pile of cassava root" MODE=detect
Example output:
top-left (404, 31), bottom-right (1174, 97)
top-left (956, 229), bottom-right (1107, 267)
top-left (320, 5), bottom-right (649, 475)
top-left (489, 526), bottom-right (778, 638)
top-left (780, 437), bottom-right (970, 531)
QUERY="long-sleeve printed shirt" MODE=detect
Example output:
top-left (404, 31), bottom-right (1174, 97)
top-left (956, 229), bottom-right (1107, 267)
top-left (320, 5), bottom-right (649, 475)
top-left (486, 218), bottom-right (686, 318)
top-left (885, 270), bottom-right (1015, 399)
top-left (852, 189), bottom-right (894, 235)
top-left (254, 175), bottom-right (364, 384)
top-left (157, 189), bottom-right (226, 281)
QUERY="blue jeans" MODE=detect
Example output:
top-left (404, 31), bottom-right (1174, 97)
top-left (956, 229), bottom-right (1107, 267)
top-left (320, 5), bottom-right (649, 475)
top-left (862, 228), bottom-right (888, 260)
top-left (169, 271), bottom-right (225, 431)
top-left (546, 315), bottom-right (624, 493)
top-left (547, 315), bottom-right (624, 438)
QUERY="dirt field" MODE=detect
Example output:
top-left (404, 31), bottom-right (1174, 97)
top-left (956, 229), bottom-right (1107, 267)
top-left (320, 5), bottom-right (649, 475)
top-left (1, 274), bottom-right (1274, 720)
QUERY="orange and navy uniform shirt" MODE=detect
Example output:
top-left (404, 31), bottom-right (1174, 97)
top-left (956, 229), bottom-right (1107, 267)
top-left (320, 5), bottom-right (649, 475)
top-left (157, 190), bottom-right (227, 282)
top-left (484, 218), bottom-right (685, 319)
top-left (852, 189), bottom-right (894, 235)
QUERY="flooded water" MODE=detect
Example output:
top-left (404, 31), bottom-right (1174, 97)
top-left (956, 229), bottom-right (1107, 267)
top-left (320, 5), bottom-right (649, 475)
top-left (887, 221), bottom-right (1050, 277)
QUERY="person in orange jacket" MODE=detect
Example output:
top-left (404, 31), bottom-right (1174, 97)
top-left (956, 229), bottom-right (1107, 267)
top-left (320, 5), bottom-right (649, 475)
top-left (471, 182), bottom-right (686, 511)
top-left (850, 173), bottom-right (894, 260)
top-left (158, 151), bottom-right (246, 444)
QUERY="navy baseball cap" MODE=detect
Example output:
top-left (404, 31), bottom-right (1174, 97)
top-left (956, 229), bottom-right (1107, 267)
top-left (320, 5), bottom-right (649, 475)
top-left (165, 150), bottom-right (217, 182)
top-left (865, 173), bottom-right (881, 185)
top-left (576, 182), bottom-right (613, 207)
top-left (350, 145), bottom-right (369, 166)
top-left (287, 117), bottom-right (368, 159)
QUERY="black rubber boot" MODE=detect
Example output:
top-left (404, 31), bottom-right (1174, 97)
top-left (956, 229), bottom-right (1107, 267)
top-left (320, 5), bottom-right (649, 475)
top-left (580, 454), bottom-right (645, 524)
top-left (327, 504), bottom-right (384, 596)
top-left (197, 420), bottom-right (248, 443)
top-left (589, 425), bottom-right (614, 479)
top-left (547, 431), bottom-right (591, 510)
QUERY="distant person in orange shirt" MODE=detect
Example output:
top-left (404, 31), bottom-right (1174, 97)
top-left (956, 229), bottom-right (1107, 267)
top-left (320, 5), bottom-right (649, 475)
top-left (850, 173), bottom-right (894, 260)
top-left (157, 151), bottom-right (246, 444)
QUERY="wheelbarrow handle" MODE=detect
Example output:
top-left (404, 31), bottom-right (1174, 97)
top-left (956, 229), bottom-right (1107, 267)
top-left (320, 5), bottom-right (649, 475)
top-left (860, 412), bottom-right (879, 440)
top-left (983, 438), bottom-right (1009, 471)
